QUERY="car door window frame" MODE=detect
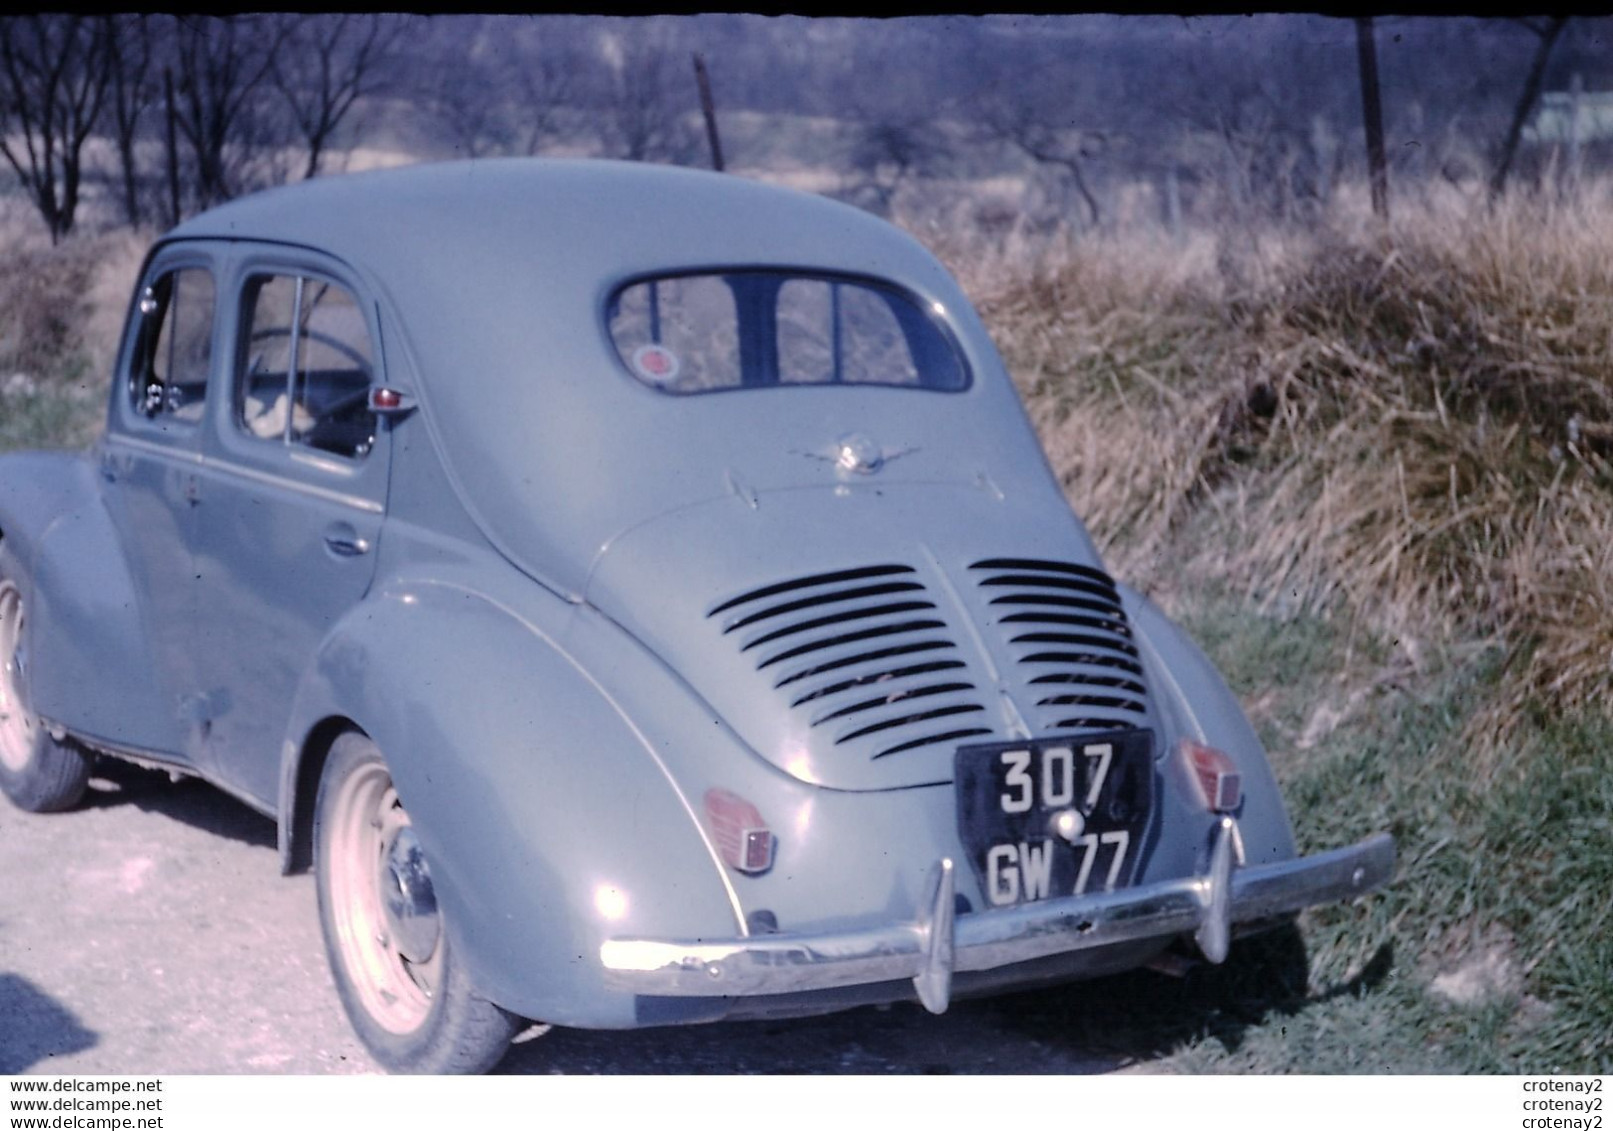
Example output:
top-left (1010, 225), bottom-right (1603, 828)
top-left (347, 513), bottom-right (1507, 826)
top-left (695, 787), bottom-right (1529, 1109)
top-left (208, 247), bottom-right (391, 509)
top-left (109, 247), bottom-right (222, 453)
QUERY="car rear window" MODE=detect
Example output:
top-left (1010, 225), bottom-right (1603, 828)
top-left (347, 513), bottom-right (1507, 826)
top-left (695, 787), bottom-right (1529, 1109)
top-left (606, 271), bottom-right (968, 394)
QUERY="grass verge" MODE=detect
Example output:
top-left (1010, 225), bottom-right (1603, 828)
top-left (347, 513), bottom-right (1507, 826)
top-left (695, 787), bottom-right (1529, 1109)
top-left (988, 600), bottom-right (1609, 1074)
top-left (943, 189), bottom-right (1613, 1073)
top-left (1182, 600), bottom-right (1608, 1073)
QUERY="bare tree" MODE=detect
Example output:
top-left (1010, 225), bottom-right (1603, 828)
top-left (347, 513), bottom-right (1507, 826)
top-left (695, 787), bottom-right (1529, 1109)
top-left (273, 14), bottom-right (403, 180)
top-left (170, 15), bottom-right (288, 210)
top-left (599, 25), bottom-right (695, 164)
top-left (842, 112), bottom-right (949, 217)
top-left (413, 17), bottom-right (512, 159)
top-left (971, 98), bottom-right (1106, 228)
top-left (422, 78), bottom-right (505, 159)
top-left (1490, 16), bottom-right (1570, 200)
top-left (104, 14), bottom-right (159, 228)
top-left (1153, 45), bottom-right (1338, 227)
top-left (511, 45), bottom-right (582, 156)
top-left (0, 15), bottom-right (112, 243)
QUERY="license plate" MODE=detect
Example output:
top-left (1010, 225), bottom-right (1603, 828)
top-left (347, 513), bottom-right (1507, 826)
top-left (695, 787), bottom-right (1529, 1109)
top-left (954, 731), bottom-right (1154, 908)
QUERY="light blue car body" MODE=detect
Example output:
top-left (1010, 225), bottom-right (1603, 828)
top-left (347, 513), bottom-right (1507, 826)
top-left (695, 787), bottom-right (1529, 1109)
top-left (0, 159), bottom-right (1392, 1029)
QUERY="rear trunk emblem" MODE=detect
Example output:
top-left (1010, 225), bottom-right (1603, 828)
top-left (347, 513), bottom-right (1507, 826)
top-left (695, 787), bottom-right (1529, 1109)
top-left (836, 433), bottom-right (884, 474)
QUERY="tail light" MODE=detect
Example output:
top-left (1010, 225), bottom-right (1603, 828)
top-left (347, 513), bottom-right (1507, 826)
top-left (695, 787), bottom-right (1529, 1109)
top-left (703, 788), bottom-right (775, 874)
top-left (1180, 738), bottom-right (1242, 813)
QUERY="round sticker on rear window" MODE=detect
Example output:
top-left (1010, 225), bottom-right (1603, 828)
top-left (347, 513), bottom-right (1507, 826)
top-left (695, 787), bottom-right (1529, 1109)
top-left (631, 344), bottom-right (681, 384)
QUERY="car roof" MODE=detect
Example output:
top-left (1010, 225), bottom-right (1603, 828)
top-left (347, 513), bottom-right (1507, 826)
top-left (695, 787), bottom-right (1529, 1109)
top-left (167, 157), bottom-right (938, 286)
top-left (162, 159), bottom-right (1036, 598)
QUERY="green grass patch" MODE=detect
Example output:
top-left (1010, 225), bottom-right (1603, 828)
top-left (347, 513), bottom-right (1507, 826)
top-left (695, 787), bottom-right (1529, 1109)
top-left (1106, 599), bottom-right (1613, 1073)
top-left (994, 598), bottom-right (1610, 1073)
top-left (0, 384), bottom-right (101, 454)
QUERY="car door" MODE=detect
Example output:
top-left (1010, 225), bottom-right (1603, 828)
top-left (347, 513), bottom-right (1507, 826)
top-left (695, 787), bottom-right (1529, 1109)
top-left (97, 248), bottom-right (222, 764)
top-left (190, 249), bottom-right (389, 807)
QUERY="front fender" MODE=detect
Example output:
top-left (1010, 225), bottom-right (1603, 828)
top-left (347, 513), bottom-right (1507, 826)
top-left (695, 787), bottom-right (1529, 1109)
top-left (0, 451), bottom-right (180, 754)
top-left (279, 576), bottom-right (745, 1027)
top-left (0, 451), bottom-right (84, 578)
top-left (1121, 584), bottom-right (1297, 868)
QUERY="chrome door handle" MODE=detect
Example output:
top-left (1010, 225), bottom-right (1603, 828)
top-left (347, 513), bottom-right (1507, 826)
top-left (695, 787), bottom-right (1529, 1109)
top-left (323, 523), bottom-right (371, 557)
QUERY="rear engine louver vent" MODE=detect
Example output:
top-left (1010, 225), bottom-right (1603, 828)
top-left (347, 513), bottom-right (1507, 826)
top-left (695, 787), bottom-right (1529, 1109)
top-left (970, 558), bottom-right (1149, 735)
top-left (710, 565), bottom-right (991, 761)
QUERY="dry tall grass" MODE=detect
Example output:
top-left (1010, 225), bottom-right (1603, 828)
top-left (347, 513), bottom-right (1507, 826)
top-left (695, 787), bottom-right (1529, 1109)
top-left (0, 221), bottom-right (148, 452)
top-left (946, 188), bottom-right (1613, 741)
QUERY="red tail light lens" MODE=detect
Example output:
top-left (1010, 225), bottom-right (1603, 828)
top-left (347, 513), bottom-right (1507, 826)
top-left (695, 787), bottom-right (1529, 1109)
top-left (1180, 739), bottom-right (1242, 813)
top-left (703, 788), bottom-right (774, 874)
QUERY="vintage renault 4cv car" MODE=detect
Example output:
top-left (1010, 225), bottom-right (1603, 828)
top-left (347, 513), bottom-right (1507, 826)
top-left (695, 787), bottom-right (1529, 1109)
top-left (0, 159), bottom-right (1393, 1073)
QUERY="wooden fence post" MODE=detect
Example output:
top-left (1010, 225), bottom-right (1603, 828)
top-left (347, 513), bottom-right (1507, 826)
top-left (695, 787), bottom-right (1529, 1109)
top-left (693, 53), bottom-right (725, 173)
top-left (1355, 17), bottom-right (1390, 222)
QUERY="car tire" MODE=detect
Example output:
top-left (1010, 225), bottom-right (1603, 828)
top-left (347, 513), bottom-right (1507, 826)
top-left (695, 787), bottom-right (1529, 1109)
top-left (314, 731), bottom-right (521, 1074)
top-left (0, 552), bottom-right (92, 813)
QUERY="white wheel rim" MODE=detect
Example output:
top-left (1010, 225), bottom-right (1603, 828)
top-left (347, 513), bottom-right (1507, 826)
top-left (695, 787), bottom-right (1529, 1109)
top-left (0, 581), bottom-right (36, 774)
top-left (327, 760), bottom-right (442, 1035)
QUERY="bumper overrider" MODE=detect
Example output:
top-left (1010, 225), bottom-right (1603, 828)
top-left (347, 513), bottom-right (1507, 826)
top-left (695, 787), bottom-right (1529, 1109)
top-left (600, 818), bottom-right (1395, 1014)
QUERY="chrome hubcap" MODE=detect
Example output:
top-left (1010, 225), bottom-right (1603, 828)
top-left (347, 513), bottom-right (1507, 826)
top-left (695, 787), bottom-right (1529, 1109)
top-left (327, 760), bottom-right (442, 1035)
top-left (0, 581), bottom-right (36, 774)
top-left (381, 826), bottom-right (441, 965)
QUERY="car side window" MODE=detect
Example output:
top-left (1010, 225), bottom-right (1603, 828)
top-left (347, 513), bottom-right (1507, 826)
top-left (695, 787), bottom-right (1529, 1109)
top-left (130, 267), bottom-right (215, 423)
top-left (237, 273), bottom-right (378, 459)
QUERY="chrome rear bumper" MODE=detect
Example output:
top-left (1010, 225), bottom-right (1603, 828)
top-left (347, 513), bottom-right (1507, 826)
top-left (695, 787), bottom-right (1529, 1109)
top-left (600, 818), bottom-right (1394, 1014)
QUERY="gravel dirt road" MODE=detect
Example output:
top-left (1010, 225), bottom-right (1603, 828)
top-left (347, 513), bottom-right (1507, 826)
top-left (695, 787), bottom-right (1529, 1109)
top-left (1, 760), bottom-right (1145, 1075)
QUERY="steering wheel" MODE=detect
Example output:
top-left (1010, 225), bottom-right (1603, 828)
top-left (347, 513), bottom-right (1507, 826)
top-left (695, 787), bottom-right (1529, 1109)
top-left (315, 387), bottom-right (376, 420)
top-left (247, 325), bottom-right (371, 371)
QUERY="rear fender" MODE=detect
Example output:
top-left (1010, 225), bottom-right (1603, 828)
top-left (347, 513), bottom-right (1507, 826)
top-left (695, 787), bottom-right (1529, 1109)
top-left (0, 452), bottom-right (180, 754)
top-left (279, 576), bottom-right (745, 1027)
top-left (1121, 584), bottom-right (1297, 868)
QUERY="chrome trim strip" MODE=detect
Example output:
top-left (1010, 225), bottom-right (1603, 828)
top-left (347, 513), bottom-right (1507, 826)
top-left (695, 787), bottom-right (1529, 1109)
top-left (103, 431), bottom-right (382, 513)
top-left (102, 432), bottom-right (205, 466)
top-left (199, 455), bottom-right (383, 513)
top-left (600, 828), bottom-right (1394, 1006)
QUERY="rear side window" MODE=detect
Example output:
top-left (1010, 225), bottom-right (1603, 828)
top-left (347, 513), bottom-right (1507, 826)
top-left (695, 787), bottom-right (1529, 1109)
top-left (130, 267), bottom-right (215, 423)
top-left (237, 273), bottom-right (377, 459)
top-left (607, 271), bottom-right (968, 394)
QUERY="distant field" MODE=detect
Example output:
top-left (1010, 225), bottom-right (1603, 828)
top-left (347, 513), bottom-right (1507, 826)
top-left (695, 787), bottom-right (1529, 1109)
top-left (2, 165), bottom-right (1609, 1073)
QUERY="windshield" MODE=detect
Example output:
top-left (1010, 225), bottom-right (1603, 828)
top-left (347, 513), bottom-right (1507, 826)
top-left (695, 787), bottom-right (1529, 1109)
top-left (607, 271), bottom-right (969, 394)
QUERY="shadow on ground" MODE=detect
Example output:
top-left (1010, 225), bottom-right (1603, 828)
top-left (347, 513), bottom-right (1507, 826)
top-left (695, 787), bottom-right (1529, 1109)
top-left (495, 929), bottom-right (1397, 1073)
top-left (81, 759), bottom-right (276, 851)
top-left (0, 973), bottom-right (98, 1072)
top-left (992, 929), bottom-right (1396, 1064)
top-left (496, 992), bottom-right (1109, 1074)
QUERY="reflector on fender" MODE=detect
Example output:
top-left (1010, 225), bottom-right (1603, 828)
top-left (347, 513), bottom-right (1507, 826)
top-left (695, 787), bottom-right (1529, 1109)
top-left (703, 788), bottom-right (775, 874)
top-left (367, 386), bottom-right (416, 415)
top-left (1180, 739), bottom-right (1242, 812)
